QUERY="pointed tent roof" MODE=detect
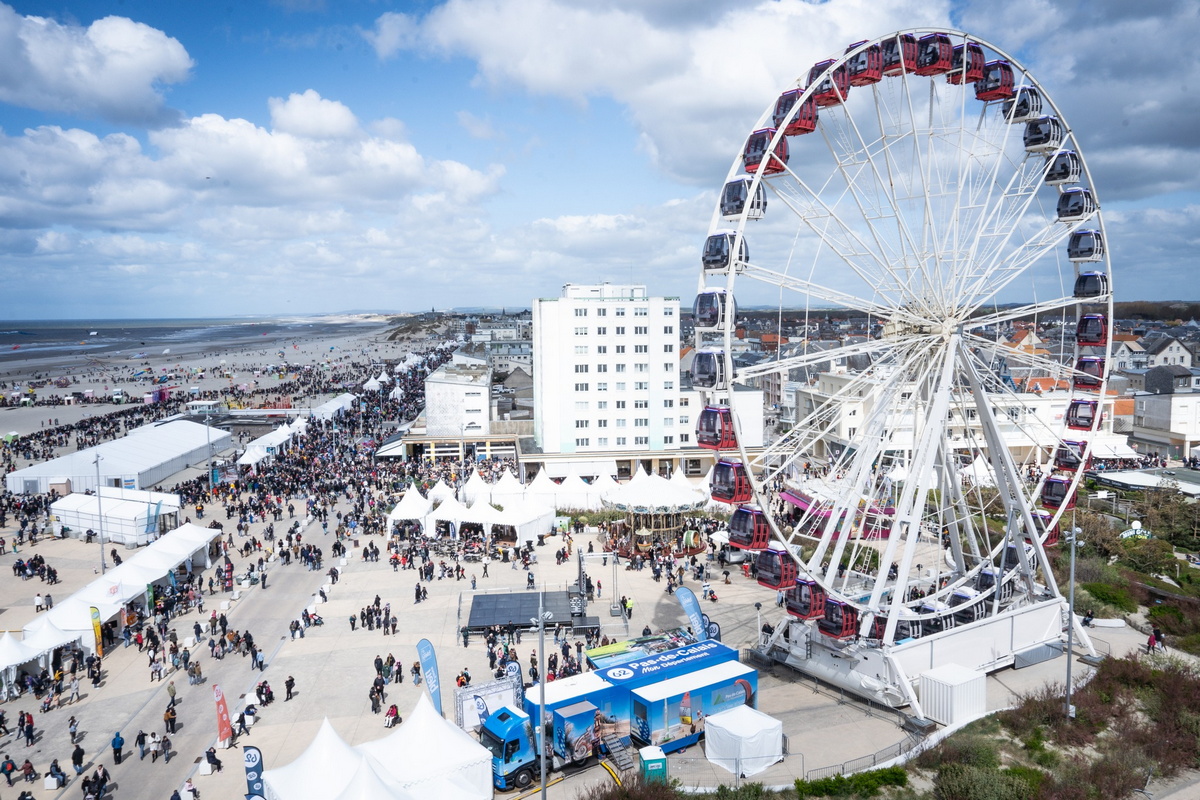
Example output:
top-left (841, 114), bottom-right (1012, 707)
top-left (22, 619), bottom-right (81, 657)
top-left (603, 471), bottom-right (706, 513)
top-left (358, 694), bottom-right (491, 796)
top-left (489, 470), bottom-right (525, 503)
top-left (0, 632), bottom-right (37, 672)
top-left (362, 377), bottom-right (381, 392)
top-left (263, 718), bottom-right (361, 800)
top-left (375, 372), bottom-right (390, 384)
top-left (669, 469), bottom-right (697, 491)
top-left (427, 495), bottom-right (472, 534)
top-left (426, 480), bottom-right (456, 504)
top-left (555, 473), bottom-right (598, 510)
top-left (388, 385), bottom-right (405, 401)
top-left (461, 470), bottom-right (491, 506)
top-left (388, 491), bottom-right (433, 525)
top-left (332, 757), bottom-right (414, 800)
top-left (591, 472), bottom-right (619, 495)
top-left (525, 469), bottom-right (559, 509)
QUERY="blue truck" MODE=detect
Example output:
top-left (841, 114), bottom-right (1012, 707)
top-left (478, 640), bottom-right (757, 790)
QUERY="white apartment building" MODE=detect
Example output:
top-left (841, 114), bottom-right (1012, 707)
top-left (534, 283), bottom-right (684, 455)
top-left (425, 363), bottom-right (492, 439)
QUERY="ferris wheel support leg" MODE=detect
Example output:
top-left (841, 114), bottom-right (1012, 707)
top-left (1064, 599), bottom-right (1098, 659)
top-left (884, 652), bottom-right (925, 721)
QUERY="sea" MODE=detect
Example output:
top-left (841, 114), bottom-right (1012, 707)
top-left (0, 317), bottom-right (387, 367)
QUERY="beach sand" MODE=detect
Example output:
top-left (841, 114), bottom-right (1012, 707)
top-left (0, 315), bottom-right (449, 440)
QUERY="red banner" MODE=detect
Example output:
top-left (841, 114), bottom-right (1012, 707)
top-left (213, 684), bottom-right (233, 743)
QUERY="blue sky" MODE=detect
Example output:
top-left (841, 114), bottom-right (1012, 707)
top-left (0, 0), bottom-right (1197, 318)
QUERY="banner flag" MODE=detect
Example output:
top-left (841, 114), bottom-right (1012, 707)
top-left (417, 638), bottom-right (443, 715)
top-left (675, 587), bottom-right (708, 641)
top-left (242, 745), bottom-right (265, 799)
top-left (213, 684), bottom-right (234, 744)
top-left (89, 607), bottom-right (104, 658)
top-left (473, 694), bottom-right (491, 723)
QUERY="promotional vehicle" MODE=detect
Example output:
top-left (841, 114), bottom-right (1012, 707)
top-left (479, 640), bottom-right (755, 790)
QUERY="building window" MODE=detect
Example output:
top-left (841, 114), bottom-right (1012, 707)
top-left (634, 400), bottom-right (648, 409)
top-left (616, 437), bottom-right (627, 446)
top-left (664, 344), bottom-right (674, 352)
top-left (575, 345), bottom-right (588, 354)
top-left (635, 344), bottom-right (648, 354)
top-left (616, 345), bottom-right (626, 354)
top-left (635, 436), bottom-right (649, 445)
top-left (574, 308), bottom-right (587, 317)
top-left (596, 308), bottom-right (606, 317)
top-left (665, 381), bottom-right (674, 390)
top-left (664, 325), bottom-right (674, 334)
top-left (598, 437), bottom-right (608, 446)
top-left (597, 327), bottom-right (607, 335)
top-left (576, 401), bottom-right (589, 410)
top-left (635, 382), bottom-right (648, 390)
top-left (576, 438), bottom-right (589, 446)
top-left (634, 307), bottom-right (648, 316)
top-left (616, 382), bottom-right (626, 391)
top-left (664, 308), bottom-right (675, 316)
top-left (679, 415), bottom-right (689, 425)
top-left (635, 363), bottom-right (648, 373)
top-left (679, 397), bottom-right (688, 406)
top-left (664, 435), bottom-right (674, 444)
top-left (634, 326), bottom-right (648, 335)
top-left (616, 326), bottom-right (626, 335)
top-left (615, 308), bottom-right (626, 317)
top-left (574, 383), bottom-right (589, 391)
top-left (616, 363), bottom-right (627, 373)
top-left (597, 364), bottom-right (608, 372)
top-left (597, 419), bottom-right (608, 428)
top-left (574, 327), bottom-right (587, 335)
top-left (680, 433), bottom-right (689, 443)
top-left (616, 419), bottom-right (627, 428)
top-left (597, 401), bottom-right (608, 410)
top-left (574, 364), bottom-right (589, 373)
top-left (597, 345), bottom-right (607, 354)
top-left (635, 418), bottom-right (649, 427)
top-left (664, 363), bottom-right (673, 372)
top-left (597, 382), bottom-right (608, 391)
top-left (576, 420), bottom-right (589, 428)
top-left (664, 417), bottom-right (674, 426)
top-left (664, 399), bottom-right (674, 407)
top-left (616, 400), bottom-right (627, 409)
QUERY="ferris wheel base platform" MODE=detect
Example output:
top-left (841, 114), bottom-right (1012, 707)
top-left (763, 596), bottom-right (1091, 716)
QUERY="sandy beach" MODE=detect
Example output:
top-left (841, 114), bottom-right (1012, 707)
top-left (0, 314), bottom-right (446, 441)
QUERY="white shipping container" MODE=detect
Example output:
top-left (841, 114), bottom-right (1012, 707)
top-left (918, 663), bottom-right (986, 726)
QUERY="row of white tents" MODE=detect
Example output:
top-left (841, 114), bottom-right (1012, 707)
top-left (238, 417), bottom-right (310, 468)
top-left (0, 523), bottom-right (219, 696)
top-left (264, 694), bottom-right (491, 800)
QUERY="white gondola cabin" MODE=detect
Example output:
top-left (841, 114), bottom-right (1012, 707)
top-left (701, 232), bottom-right (748, 272)
top-left (1045, 151), bottom-right (1082, 185)
top-left (1073, 271), bottom-right (1109, 299)
top-left (1004, 86), bottom-right (1043, 123)
top-left (693, 290), bottom-right (734, 332)
top-left (690, 349), bottom-right (728, 391)
top-left (720, 178), bottom-right (767, 220)
top-left (1057, 188), bottom-right (1096, 222)
top-left (1067, 229), bottom-right (1104, 261)
top-left (1023, 116), bottom-right (1064, 153)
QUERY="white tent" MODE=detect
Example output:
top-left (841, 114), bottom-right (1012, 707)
top-left (960, 456), bottom-right (996, 487)
top-left (525, 469), bottom-right (559, 509)
top-left (703, 705), bottom-right (784, 777)
top-left (426, 480), bottom-right (456, 504)
top-left (489, 470), bottom-right (525, 505)
top-left (362, 377), bottom-right (381, 392)
top-left (460, 471), bottom-right (492, 506)
top-left (603, 472), bottom-right (706, 513)
top-left (388, 385), bottom-right (405, 401)
top-left (375, 372), bottom-right (390, 385)
top-left (21, 619), bottom-right (82, 660)
top-left (461, 501), bottom-right (506, 534)
top-left (310, 393), bottom-right (357, 421)
top-left (501, 497), bottom-right (556, 543)
top-left (669, 469), bottom-right (697, 491)
top-left (591, 472), bottom-right (619, 497)
top-left (426, 496), bottom-right (472, 537)
top-left (263, 718), bottom-right (361, 800)
top-left (554, 474), bottom-right (598, 510)
top-left (333, 758), bottom-right (415, 800)
top-left (357, 694), bottom-right (491, 799)
top-left (388, 492), bottom-right (432, 527)
top-left (51, 490), bottom-right (177, 547)
top-left (0, 633), bottom-right (37, 673)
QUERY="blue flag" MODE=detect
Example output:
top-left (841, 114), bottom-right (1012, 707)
top-left (242, 745), bottom-right (265, 799)
top-left (675, 587), bottom-right (708, 641)
top-left (473, 694), bottom-right (491, 723)
top-left (417, 638), bottom-right (443, 715)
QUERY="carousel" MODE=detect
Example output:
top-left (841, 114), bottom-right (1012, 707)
top-left (601, 468), bottom-right (709, 558)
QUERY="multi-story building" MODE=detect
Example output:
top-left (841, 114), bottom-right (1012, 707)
top-left (534, 283), bottom-right (683, 455)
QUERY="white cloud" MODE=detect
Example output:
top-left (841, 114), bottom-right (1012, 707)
top-left (0, 3), bottom-right (192, 124)
top-left (457, 110), bottom-right (498, 140)
top-left (269, 90), bottom-right (360, 139)
top-left (362, 11), bottom-right (419, 59)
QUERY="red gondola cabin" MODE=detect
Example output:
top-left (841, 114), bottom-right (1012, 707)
top-left (1032, 510), bottom-right (1061, 546)
top-left (844, 41), bottom-right (882, 86)
top-left (881, 34), bottom-right (917, 76)
top-left (786, 580), bottom-right (826, 620)
top-left (743, 128), bottom-right (789, 175)
top-left (807, 59), bottom-right (850, 107)
top-left (697, 405), bottom-right (737, 450)
top-left (948, 43), bottom-right (984, 84)
top-left (818, 599), bottom-right (859, 638)
top-left (1065, 399), bottom-right (1098, 431)
top-left (871, 612), bottom-right (921, 642)
top-left (772, 90), bottom-right (818, 136)
top-left (1054, 441), bottom-right (1086, 472)
top-left (915, 33), bottom-right (953, 76)
top-left (1041, 477), bottom-right (1075, 510)
top-left (756, 548), bottom-right (797, 590)
top-left (710, 460), bottom-right (752, 505)
top-left (729, 505), bottom-right (770, 550)
top-left (1072, 356), bottom-right (1104, 390)
top-left (975, 60), bottom-right (1014, 101)
top-left (1076, 314), bottom-right (1108, 347)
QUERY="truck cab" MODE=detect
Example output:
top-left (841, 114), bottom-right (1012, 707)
top-left (480, 701), bottom-right (599, 791)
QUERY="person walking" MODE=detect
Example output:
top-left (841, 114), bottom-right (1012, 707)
top-left (71, 744), bottom-right (84, 776)
top-left (67, 676), bottom-right (80, 704)
top-left (285, 675), bottom-right (296, 701)
top-left (166, 681), bottom-right (178, 708)
top-left (111, 731), bottom-right (124, 765)
top-left (135, 729), bottom-right (148, 760)
top-left (163, 705), bottom-right (177, 734)
top-left (159, 734), bottom-right (171, 763)
top-left (68, 716), bottom-right (79, 744)
top-left (149, 732), bottom-right (160, 762)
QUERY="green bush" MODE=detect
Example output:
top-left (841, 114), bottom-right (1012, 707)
top-left (1080, 582), bottom-right (1137, 613)
top-left (794, 766), bottom-right (907, 797)
top-left (1002, 765), bottom-right (1046, 794)
top-left (933, 764), bottom-right (1034, 800)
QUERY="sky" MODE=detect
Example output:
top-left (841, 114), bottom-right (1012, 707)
top-left (0, 0), bottom-right (1197, 319)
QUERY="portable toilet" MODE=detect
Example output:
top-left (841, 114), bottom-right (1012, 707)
top-left (639, 745), bottom-right (668, 784)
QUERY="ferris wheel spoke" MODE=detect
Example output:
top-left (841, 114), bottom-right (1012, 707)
top-left (968, 295), bottom-right (1089, 331)
top-left (738, 264), bottom-right (900, 319)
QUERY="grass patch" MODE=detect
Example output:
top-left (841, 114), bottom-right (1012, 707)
top-left (1079, 582), bottom-right (1137, 613)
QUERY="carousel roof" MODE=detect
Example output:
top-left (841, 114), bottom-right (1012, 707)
top-left (602, 471), bottom-right (706, 513)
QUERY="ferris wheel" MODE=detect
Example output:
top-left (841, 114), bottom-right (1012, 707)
top-left (692, 30), bottom-right (1108, 708)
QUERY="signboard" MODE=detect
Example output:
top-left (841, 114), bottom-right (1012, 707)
top-left (213, 684), bottom-right (234, 743)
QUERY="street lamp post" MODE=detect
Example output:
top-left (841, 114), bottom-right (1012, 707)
top-left (531, 596), bottom-right (552, 798)
top-left (1065, 524), bottom-right (1083, 719)
top-left (93, 455), bottom-right (107, 574)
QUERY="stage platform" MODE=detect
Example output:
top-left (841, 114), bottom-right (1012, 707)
top-left (467, 590), bottom-right (591, 632)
